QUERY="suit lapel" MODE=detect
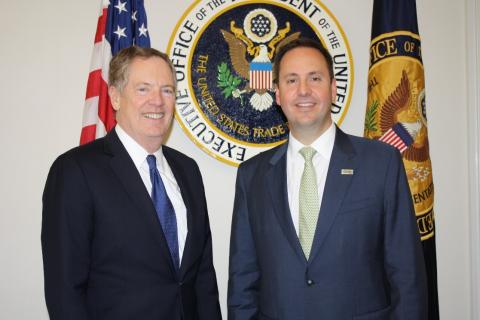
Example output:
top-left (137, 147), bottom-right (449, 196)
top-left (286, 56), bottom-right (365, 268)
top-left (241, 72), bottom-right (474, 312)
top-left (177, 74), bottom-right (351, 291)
top-left (267, 143), bottom-right (307, 263)
top-left (309, 128), bottom-right (357, 262)
top-left (105, 131), bottom-right (178, 276)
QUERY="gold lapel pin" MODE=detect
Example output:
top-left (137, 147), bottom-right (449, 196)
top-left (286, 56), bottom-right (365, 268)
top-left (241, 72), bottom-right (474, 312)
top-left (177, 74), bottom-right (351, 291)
top-left (341, 169), bottom-right (354, 175)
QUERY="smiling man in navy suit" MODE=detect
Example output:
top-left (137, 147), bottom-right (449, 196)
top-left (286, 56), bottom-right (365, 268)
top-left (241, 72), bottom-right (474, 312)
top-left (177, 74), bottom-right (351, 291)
top-left (228, 38), bottom-right (427, 320)
top-left (42, 46), bottom-right (222, 320)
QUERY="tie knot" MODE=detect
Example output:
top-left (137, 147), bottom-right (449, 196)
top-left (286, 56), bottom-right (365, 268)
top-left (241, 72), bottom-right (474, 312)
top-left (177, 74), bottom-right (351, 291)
top-left (300, 147), bottom-right (316, 162)
top-left (146, 154), bottom-right (157, 170)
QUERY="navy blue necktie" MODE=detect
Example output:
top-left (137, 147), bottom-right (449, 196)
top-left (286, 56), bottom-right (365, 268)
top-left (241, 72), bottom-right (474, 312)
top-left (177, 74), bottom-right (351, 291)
top-left (146, 155), bottom-right (180, 271)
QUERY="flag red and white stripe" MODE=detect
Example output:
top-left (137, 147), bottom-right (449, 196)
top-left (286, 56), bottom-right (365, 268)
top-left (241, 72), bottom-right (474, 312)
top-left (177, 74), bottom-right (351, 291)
top-left (80, 2), bottom-right (113, 145)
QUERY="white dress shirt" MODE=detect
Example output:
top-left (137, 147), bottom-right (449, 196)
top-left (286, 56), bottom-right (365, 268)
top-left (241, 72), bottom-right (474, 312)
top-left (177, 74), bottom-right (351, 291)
top-left (286, 123), bottom-right (336, 236)
top-left (115, 125), bottom-right (188, 263)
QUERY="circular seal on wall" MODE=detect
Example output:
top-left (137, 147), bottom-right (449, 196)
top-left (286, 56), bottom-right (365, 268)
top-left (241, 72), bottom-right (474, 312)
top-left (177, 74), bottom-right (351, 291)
top-left (168, 0), bottom-right (353, 166)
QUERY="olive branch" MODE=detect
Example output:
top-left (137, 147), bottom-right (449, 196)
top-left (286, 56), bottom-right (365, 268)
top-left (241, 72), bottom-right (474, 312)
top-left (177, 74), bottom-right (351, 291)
top-left (217, 62), bottom-right (242, 98)
top-left (364, 100), bottom-right (379, 137)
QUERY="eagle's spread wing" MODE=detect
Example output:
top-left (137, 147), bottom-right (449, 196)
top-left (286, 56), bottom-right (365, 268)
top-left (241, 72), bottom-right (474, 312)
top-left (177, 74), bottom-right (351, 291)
top-left (404, 137), bottom-right (430, 162)
top-left (271, 32), bottom-right (301, 82)
top-left (275, 32), bottom-right (301, 54)
top-left (220, 29), bottom-right (249, 79)
top-left (380, 70), bottom-right (411, 133)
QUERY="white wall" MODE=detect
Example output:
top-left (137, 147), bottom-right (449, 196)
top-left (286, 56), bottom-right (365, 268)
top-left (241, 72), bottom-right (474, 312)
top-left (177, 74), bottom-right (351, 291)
top-left (420, 1), bottom-right (472, 319)
top-left (0, 0), bottom-right (473, 318)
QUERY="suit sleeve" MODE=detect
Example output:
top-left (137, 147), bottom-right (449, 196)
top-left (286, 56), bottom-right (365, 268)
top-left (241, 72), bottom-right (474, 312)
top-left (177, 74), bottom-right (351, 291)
top-left (383, 149), bottom-right (428, 319)
top-left (193, 163), bottom-right (222, 320)
top-left (41, 155), bottom-right (92, 319)
top-left (228, 165), bottom-right (260, 320)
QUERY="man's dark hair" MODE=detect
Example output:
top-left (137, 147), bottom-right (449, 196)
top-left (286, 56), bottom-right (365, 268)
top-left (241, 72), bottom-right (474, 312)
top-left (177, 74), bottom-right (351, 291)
top-left (273, 38), bottom-right (334, 84)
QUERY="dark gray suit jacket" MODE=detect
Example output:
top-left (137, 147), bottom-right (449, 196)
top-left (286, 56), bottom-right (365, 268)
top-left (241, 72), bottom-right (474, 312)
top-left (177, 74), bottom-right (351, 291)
top-left (228, 127), bottom-right (427, 320)
top-left (42, 129), bottom-right (222, 320)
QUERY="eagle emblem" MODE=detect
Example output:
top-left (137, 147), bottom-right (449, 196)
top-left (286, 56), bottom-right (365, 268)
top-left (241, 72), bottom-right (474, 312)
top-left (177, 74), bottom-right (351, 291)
top-left (378, 70), bottom-right (430, 162)
top-left (219, 8), bottom-right (300, 111)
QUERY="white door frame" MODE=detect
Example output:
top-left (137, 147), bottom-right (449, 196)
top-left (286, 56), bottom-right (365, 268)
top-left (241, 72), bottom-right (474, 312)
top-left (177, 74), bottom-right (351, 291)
top-left (467, 0), bottom-right (480, 318)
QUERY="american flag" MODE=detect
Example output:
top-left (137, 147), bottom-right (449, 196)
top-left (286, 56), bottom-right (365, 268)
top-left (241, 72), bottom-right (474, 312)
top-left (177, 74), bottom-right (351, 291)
top-left (80, 0), bottom-right (150, 145)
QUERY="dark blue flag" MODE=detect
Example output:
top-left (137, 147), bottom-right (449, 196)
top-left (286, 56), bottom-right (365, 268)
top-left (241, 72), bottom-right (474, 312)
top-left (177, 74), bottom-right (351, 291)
top-left (364, 1), bottom-right (439, 318)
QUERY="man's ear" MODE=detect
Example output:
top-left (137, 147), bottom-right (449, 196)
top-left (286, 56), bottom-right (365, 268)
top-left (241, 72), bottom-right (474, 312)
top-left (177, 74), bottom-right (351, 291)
top-left (330, 78), bottom-right (337, 102)
top-left (108, 86), bottom-right (120, 111)
top-left (275, 84), bottom-right (281, 106)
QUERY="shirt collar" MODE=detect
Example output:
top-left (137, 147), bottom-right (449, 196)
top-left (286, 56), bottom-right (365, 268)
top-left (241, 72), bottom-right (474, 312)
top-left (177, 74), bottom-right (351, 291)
top-left (115, 125), bottom-right (164, 170)
top-left (288, 122), bottom-right (336, 160)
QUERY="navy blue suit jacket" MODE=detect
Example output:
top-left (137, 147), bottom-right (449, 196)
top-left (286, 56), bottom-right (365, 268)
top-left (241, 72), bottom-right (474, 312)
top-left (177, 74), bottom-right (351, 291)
top-left (42, 130), bottom-right (222, 320)
top-left (228, 127), bottom-right (427, 320)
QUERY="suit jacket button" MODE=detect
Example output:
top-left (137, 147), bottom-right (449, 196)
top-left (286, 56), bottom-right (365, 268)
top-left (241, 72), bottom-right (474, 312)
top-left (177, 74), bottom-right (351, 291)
top-left (307, 279), bottom-right (314, 286)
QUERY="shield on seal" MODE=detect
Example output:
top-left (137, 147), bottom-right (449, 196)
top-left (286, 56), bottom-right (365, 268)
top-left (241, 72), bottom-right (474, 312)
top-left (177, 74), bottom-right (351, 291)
top-left (249, 62), bottom-right (273, 90)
